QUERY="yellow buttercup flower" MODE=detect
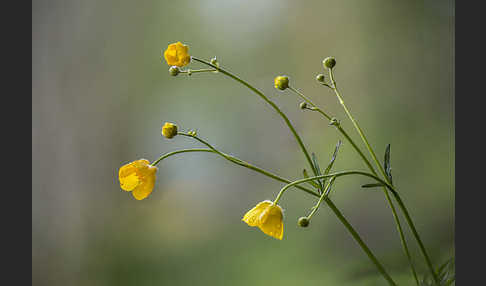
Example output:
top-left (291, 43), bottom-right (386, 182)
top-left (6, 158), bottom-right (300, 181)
top-left (242, 200), bottom-right (284, 240)
top-left (119, 159), bottom-right (158, 200)
top-left (164, 42), bottom-right (191, 67)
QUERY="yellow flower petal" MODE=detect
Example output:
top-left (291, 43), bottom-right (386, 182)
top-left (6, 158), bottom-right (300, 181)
top-left (258, 204), bottom-right (284, 240)
top-left (119, 161), bottom-right (142, 191)
top-left (242, 200), bottom-right (272, 226)
top-left (242, 200), bottom-right (284, 240)
top-left (132, 166), bottom-right (157, 200)
top-left (163, 42), bottom-right (191, 67)
top-left (118, 159), bottom-right (157, 200)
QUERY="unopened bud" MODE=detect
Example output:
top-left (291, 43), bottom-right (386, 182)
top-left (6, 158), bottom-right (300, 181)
top-left (298, 217), bottom-right (310, 227)
top-left (323, 57), bottom-right (336, 69)
top-left (274, 76), bottom-right (290, 91)
top-left (299, 102), bottom-right (308, 110)
top-left (162, 122), bottom-right (178, 139)
top-left (316, 74), bottom-right (325, 82)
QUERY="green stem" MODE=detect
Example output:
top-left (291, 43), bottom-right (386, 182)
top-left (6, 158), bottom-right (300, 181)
top-left (274, 170), bottom-right (396, 204)
top-left (181, 68), bottom-right (217, 74)
top-left (178, 133), bottom-right (322, 197)
top-left (151, 148), bottom-right (214, 166)
top-left (191, 57), bottom-right (321, 189)
top-left (325, 197), bottom-right (397, 286)
top-left (328, 68), bottom-right (436, 284)
top-left (306, 177), bottom-right (336, 220)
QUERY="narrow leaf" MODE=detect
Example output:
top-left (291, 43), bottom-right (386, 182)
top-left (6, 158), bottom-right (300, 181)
top-left (383, 144), bottom-right (393, 185)
top-left (362, 183), bottom-right (385, 188)
top-left (311, 152), bottom-right (324, 193)
top-left (303, 169), bottom-right (320, 188)
top-left (324, 140), bottom-right (342, 176)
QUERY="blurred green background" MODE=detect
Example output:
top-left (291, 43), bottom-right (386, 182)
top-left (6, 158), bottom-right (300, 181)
top-left (32, 0), bottom-right (454, 285)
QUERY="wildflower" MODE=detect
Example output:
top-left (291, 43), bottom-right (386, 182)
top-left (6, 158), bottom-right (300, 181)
top-left (164, 42), bottom-right (191, 67)
top-left (119, 159), bottom-right (157, 200)
top-left (323, 57), bottom-right (336, 69)
top-left (274, 75), bottom-right (289, 90)
top-left (242, 200), bottom-right (284, 240)
top-left (162, 122), bottom-right (178, 139)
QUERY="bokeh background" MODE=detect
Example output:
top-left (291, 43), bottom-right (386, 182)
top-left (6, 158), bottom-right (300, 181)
top-left (32, 0), bottom-right (454, 285)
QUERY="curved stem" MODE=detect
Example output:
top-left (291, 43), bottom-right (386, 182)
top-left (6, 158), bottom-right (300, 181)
top-left (274, 170), bottom-right (396, 204)
top-left (328, 68), bottom-right (436, 284)
top-left (178, 133), bottom-right (322, 197)
top-left (151, 148), bottom-right (214, 166)
top-left (306, 177), bottom-right (336, 220)
top-left (191, 57), bottom-right (321, 189)
top-left (288, 86), bottom-right (333, 120)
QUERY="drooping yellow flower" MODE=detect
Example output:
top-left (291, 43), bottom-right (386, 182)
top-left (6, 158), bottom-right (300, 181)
top-left (161, 122), bottom-right (178, 139)
top-left (119, 159), bottom-right (158, 200)
top-left (242, 200), bottom-right (284, 240)
top-left (163, 42), bottom-right (191, 67)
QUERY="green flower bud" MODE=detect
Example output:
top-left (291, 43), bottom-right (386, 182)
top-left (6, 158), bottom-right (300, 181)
top-left (323, 57), bottom-right (336, 69)
top-left (274, 76), bottom-right (290, 91)
top-left (299, 102), bottom-right (308, 110)
top-left (169, 66), bottom-right (180, 76)
top-left (316, 74), bottom-right (325, 82)
top-left (298, 217), bottom-right (310, 227)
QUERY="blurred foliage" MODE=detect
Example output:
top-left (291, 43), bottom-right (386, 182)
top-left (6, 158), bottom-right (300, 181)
top-left (33, 0), bottom-right (454, 285)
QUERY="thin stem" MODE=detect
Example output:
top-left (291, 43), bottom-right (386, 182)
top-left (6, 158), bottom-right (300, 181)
top-left (328, 68), bottom-right (388, 181)
top-left (325, 197), bottom-right (397, 286)
top-left (180, 68), bottom-right (217, 74)
top-left (328, 68), bottom-right (436, 284)
top-left (151, 148), bottom-right (214, 166)
top-left (178, 132), bottom-right (322, 197)
top-left (288, 86), bottom-right (332, 121)
top-left (191, 57), bottom-right (321, 190)
top-left (274, 171), bottom-right (396, 203)
top-left (306, 177), bottom-right (336, 220)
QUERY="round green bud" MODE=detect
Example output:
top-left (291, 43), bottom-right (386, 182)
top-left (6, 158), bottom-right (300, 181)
top-left (299, 102), bottom-right (308, 110)
top-left (316, 74), bottom-right (325, 82)
top-left (274, 76), bottom-right (290, 91)
top-left (323, 57), bottom-right (336, 69)
top-left (169, 66), bottom-right (180, 76)
top-left (298, 217), bottom-right (310, 227)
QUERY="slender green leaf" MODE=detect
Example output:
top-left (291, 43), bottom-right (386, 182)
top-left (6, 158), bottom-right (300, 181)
top-left (324, 140), bottom-right (342, 177)
top-left (437, 258), bottom-right (455, 285)
top-left (311, 152), bottom-right (324, 194)
top-left (383, 144), bottom-right (393, 185)
top-left (361, 183), bottom-right (385, 188)
top-left (303, 169), bottom-right (320, 189)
